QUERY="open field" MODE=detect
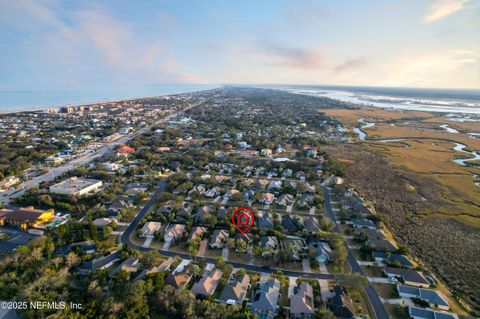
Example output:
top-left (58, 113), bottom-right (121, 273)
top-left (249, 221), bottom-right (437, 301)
top-left (320, 106), bottom-right (480, 313)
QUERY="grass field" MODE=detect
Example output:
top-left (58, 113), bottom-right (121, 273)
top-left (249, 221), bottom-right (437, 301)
top-left (321, 106), bottom-right (480, 227)
top-left (320, 105), bottom-right (480, 314)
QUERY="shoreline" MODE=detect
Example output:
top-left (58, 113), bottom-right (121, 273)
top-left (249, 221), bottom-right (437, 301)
top-left (0, 85), bottom-right (221, 115)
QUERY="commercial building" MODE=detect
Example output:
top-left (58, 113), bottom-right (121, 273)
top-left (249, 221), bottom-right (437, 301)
top-left (0, 206), bottom-right (54, 230)
top-left (49, 177), bottom-right (103, 196)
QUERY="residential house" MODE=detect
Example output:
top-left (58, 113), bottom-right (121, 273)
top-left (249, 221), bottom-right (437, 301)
top-left (367, 239), bottom-right (397, 252)
top-left (157, 204), bottom-right (173, 216)
top-left (277, 194), bottom-right (294, 207)
top-left (397, 285), bottom-right (449, 310)
top-left (103, 162), bottom-right (121, 171)
top-left (295, 171), bottom-right (307, 181)
top-left (116, 144), bottom-right (135, 156)
top-left (165, 264), bottom-right (193, 289)
top-left (268, 181), bottom-right (282, 191)
top-left (281, 236), bottom-right (306, 261)
top-left (261, 149), bottom-right (273, 157)
top-left (260, 236), bottom-right (279, 256)
top-left (308, 240), bottom-right (332, 263)
top-left (93, 218), bottom-right (111, 227)
top-left (251, 279), bottom-right (281, 319)
top-left (224, 189), bottom-right (240, 199)
top-left (125, 183), bottom-right (148, 197)
top-left (176, 202), bottom-right (194, 218)
top-left (281, 215), bottom-right (300, 233)
top-left (189, 184), bottom-right (206, 195)
top-left (350, 218), bottom-right (377, 230)
top-left (290, 282), bottom-right (315, 319)
top-left (354, 228), bottom-right (386, 240)
top-left (55, 240), bottom-right (96, 256)
top-left (78, 251), bottom-right (121, 274)
top-left (210, 229), bottom-right (229, 249)
top-left (0, 176), bottom-right (20, 191)
top-left (196, 205), bottom-right (211, 221)
top-left (282, 169), bottom-right (293, 178)
top-left (218, 274), bottom-right (250, 304)
top-left (330, 285), bottom-right (354, 318)
top-left (372, 252), bottom-right (414, 269)
top-left (216, 207), bottom-right (228, 219)
top-left (191, 268), bottom-right (223, 298)
top-left (408, 307), bottom-right (457, 319)
top-left (164, 223), bottom-right (186, 243)
top-left (189, 226), bottom-right (208, 241)
top-left (135, 257), bottom-right (175, 281)
top-left (258, 212), bottom-right (274, 229)
top-left (253, 179), bottom-right (269, 190)
top-left (205, 186), bottom-right (221, 198)
top-left (235, 232), bottom-right (253, 244)
top-left (110, 256), bottom-right (139, 277)
top-left (262, 193), bottom-right (275, 205)
top-left (383, 267), bottom-right (430, 288)
top-left (297, 194), bottom-right (314, 208)
top-left (304, 183), bottom-right (316, 193)
top-left (141, 221), bottom-right (162, 238)
top-left (243, 190), bottom-right (255, 202)
top-left (303, 216), bottom-right (321, 233)
top-left (108, 198), bottom-right (134, 215)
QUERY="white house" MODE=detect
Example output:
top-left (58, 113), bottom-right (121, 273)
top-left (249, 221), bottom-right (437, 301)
top-left (141, 221), bottom-right (162, 238)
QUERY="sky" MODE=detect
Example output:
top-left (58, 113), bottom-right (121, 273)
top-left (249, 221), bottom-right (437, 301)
top-left (0, 0), bottom-right (479, 90)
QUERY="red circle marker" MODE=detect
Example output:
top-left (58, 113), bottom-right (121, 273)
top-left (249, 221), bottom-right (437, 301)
top-left (231, 207), bottom-right (255, 234)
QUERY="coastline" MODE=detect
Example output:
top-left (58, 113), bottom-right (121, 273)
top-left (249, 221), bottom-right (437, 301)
top-left (0, 85), bottom-right (221, 115)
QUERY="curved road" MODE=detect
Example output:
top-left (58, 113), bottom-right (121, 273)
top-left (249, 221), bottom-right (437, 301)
top-left (323, 186), bottom-right (388, 319)
top-left (121, 180), bottom-right (334, 280)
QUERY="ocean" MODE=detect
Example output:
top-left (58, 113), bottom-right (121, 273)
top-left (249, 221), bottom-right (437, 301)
top-left (1, 84), bottom-right (480, 115)
top-left (0, 84), bottom-right (219, 113)
top-left (268, 85), bottom-right (480, 115)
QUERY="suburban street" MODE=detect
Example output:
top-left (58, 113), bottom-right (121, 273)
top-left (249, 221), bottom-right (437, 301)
top-left (121, 181), bottom-right (336, 280)
top-left (0, 107), bottom-right (195, 205)
top-left (323, 187), bottom-right (388, 319)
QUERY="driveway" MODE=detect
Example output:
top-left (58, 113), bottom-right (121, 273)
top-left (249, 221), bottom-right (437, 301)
top-left (198, 239), bottom-right (207, 257)
top-left (162, 240), bottom-right (172, 251)
top-left (288, 276), bottom-right (298, 297)
top-left (260, 272), bottom-right (270, 282)
top-left (302, 259), bottom-right (312, 273)
top-left (368, 277), bottom-right (393, 284)
top-left (222, 247), bottom-right (229, 261)
top-left (319, 263), bottom-right (329, 274)
top-left (142, 237), bottom-right (153, 248)
top-left (318, 279), bottom-right (333, 302)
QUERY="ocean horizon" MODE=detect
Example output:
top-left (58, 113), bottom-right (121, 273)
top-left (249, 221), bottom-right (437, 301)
top-left (1, 84), bottom-right (480, 114)
top-left (0, 84), bottom-right (220, 113)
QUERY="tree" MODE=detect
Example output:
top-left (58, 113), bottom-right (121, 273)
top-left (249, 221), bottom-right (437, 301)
top-left (215, 256), bottom-right (225, 269)
top-left (316, 306), bottom-right (336, 319)
top-left (338, 273), bottom-right (369, 291)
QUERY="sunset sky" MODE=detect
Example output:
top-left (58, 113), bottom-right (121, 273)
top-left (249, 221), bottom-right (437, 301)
top-left (0, 0), bottom-right (479, 89)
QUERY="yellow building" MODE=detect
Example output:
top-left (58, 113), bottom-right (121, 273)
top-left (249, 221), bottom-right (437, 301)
top-left (0, 206), bottom-right (54, 230)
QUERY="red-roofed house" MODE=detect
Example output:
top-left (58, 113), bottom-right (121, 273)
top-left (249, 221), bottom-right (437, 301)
top-left (117, 145), bottom-right (135, 157)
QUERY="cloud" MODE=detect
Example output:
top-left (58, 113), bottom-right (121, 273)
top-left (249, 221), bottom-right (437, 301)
top-left (252, 40), bottom-right (325, 70)
top-left (379, 49), bottom-right (479, 88)
top-left (423, 0), bottom-right (469, 23)
top-left (334, 58), bottom-right (367, 74)
top-left (0, 2), bottom-right (202, 86)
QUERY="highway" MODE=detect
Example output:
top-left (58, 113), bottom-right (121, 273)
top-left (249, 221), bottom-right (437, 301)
top-left (121, 181), bottom-right (335, 280)
top-left (323, 186), bottom-right (388, 319)
top-left (0, 108), bottom-right (191, 205)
